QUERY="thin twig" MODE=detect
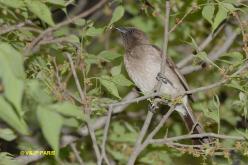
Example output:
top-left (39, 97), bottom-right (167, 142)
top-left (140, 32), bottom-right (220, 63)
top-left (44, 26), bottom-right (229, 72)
top-left (180, 28), bottom-right (239, 75)
top-left (99, 106), bottom-right (113, 165)
top-left (66, 53), bottom-right (87, 103)
top-left (233, 12), bottom-right (248, 57)
top-left (155, 0), bottom-right (171, 92)
top-left (169, 8), bottom-right (193, 33)
top-left (127, 106), bottom-right (175, 165)
top-left (39, 36), bottom-right (72, 45)
top-left (176, 23), bottom-right (225, 68)
top-left (25, 0), bottom-right (107, 54)
top-left (182, 62), bottom-right (248, 95)
top-left (70, 143), bottom-right (85, 165)
top-left (127, 110), bottom-right (153, 164)
top-left (0, 20), bottom-right (32, 35)
top-left (151, 133), bottom-right (245, 143)
top-left (66, 53), bottom-right (101, 163)
top-left (109, 92), bottom-right (159, 108)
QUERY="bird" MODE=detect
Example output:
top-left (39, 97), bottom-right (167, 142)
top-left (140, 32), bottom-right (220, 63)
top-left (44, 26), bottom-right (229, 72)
top-left (116, 27), bottom-right (209, 144)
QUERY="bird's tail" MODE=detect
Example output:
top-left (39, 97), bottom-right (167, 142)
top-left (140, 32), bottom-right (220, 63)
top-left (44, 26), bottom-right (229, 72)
top-left (176, 101), bottom-right (210, 145)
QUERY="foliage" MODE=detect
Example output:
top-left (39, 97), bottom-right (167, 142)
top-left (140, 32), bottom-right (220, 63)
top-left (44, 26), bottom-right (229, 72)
top-left (0, 0), bottom-right (248, 164)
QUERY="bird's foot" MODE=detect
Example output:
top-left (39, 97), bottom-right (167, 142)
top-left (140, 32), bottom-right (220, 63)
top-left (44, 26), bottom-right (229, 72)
top-left (148, 98), bottom-right (160, 113)
top-left (156, 72), bottom-right (173, 86)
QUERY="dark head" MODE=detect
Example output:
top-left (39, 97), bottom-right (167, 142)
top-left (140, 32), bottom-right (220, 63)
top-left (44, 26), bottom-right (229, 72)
top-left (116, 27), bottom-right (149, 50)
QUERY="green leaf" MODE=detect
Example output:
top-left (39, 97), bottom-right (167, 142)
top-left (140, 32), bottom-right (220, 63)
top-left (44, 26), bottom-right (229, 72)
top-left (202, 4), bottom-right (215, 24)
top-left (0, 96), bottom-right (29, 135)
top-left (111, 63), bottom-right (122, 76)
top-left (37, 106), bottom-right (63, 156)
top-left (222, 2), bottom-right (237, 12)
top-left (100, 76), bottom-right (120, 99)
top-left (0, 128), bottom-right (17, 141)
top-left (25, 80), bottom-right (54, 105)
top-left (203, 96), bottom-right (220, 123)
top-left (48, 102), bottom-right (84, 120)
top-left (85, 27), bottom-right (103, 37)
top-left (0, 43), bottom-right (25, 116)
top-left (196, 51), bottom-right (221, 69)
top-left (98, 50), bottom-right (122, 61)
top-left (0, 43), bottom-right (25, 79)
top-left (0, 0), bottom-right (25, 8)
top-left (109, 6), bottom-right (125, 25)
top-left (63, 118), bottom-right (80, 127)
top-left (0, 152), bottom-right (19, 165)
top-left (45, 0), bottom-right (66, 6)
top-left (107, 149), bottom-right (127, 162)
top-left (25, 0), bottom-right (55, 26)
top-left (112, 74), bottom-right (133, 86)
top-left (226, 80), bottom-right (247, 93)
top-left (66, 35), bottom-right (80, 43)
top-left (212, 4), bottom-right (228, 31)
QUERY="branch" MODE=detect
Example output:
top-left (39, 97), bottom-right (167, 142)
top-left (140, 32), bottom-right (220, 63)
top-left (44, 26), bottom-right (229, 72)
top-left (66, 53), bottom-right (87, 103)
top-left (155, 0), bottom-right (171, 91)
top-left (169, 8), bottom-right (193, 33)
top-left (70, 143), bottom-right (85, 165)
top-left (176, 23), bottom-right (225, 68)
top-left (99, 106), bottom-right (112, 165)
top-left (184, 62), bottom-right (248, 95)
top-left (0, 20), bottom-right (32, 35)
top-left (109, 92), bottom-right (159, 108)
top-left (25, 0), bottom-right (107, 54)
top-left (66, 53), bottom-right (101, 163)
top-left (78, 89), bottom-right (140, 136)
top-left (127, 106), bottom-right (175, 165)
top-left (151, 133), bottom-right (245, 143)
top-left (180, 28), bottom-right (239, 75)
top-left (126, 110), bottom-right (153, 164)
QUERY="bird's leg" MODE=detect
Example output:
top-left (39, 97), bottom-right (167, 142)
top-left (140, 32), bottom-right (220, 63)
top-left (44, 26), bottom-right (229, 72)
top-left (148, 97), bottom-right (161, 113)
top-left (156, 72), bottom-right (173, 87)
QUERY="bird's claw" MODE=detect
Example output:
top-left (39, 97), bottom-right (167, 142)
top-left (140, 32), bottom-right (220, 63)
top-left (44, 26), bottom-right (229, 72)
top-left (148, 103), bottom-right (158, 113)
top-left (156, 72), bottom-right (174, 86)
top-left (148, 98), bottom-right (161, 113)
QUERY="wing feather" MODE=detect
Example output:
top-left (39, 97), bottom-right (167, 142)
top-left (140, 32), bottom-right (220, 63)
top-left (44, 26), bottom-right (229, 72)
top-left (151, 45), bottom-right (194, 100)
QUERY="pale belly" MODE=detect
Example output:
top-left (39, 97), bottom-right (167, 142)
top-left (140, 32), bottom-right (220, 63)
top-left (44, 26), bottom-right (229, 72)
top-left (124, 56), bottom-right (182, 97)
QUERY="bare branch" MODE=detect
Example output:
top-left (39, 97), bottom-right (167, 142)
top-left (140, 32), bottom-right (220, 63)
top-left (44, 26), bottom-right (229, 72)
top-left (126, 110), bottom-right (153, 164)
top-left (66, 53), bottom-right (101, 163)
top-left (176, 23), bottom-right (225, 68)
top-left (169, 8), bottom-right (193, 33)
top-left (0, 20), bottom-right (32, 35)
top-left (180, 28), bottom-right (239, 75)
top-left (70, 143), bottom-right (85, 165)
top-left (183, 62), bottom-right (248, 95)
top-left (155, 0), bottom-right (171, 91)
top-left (127, 106), bottom-right (175, 165)
top-left (66, 53), bottom-right (87, 103)
top-left (99, 106), bottom-right (113, 165)
top-left (151, 133), bottom-right (245, 143)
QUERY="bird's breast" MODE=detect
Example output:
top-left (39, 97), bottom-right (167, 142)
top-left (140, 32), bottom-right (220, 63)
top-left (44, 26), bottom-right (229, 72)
top-left (124, 47), bottom-right (183, 96)
top-left (124, 55), bottom-right (159, 94)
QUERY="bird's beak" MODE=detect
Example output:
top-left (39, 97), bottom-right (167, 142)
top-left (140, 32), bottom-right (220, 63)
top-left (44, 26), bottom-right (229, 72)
top-left (115, 27), bottom-right (128, 34)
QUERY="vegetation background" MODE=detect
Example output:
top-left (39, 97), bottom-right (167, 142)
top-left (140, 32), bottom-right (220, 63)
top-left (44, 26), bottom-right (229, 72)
top-left (0, 0), bottom-right (248, 164)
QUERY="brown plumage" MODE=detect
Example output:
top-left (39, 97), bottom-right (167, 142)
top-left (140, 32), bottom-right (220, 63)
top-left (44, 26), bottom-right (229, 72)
top-left (117, 27), bottom-right (209, 144)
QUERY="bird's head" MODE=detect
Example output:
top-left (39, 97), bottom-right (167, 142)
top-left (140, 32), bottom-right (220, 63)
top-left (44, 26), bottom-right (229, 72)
top-left (116, 27), bottom-right (149, 50)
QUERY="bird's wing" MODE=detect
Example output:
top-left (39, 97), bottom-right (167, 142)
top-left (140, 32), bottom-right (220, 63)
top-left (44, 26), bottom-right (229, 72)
top-left (151, 44), bottom-right (191, 94)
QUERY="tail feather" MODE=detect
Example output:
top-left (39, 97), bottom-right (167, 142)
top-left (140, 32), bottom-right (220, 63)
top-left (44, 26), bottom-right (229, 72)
top-left (177, 102), bottom-right (210, 145)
